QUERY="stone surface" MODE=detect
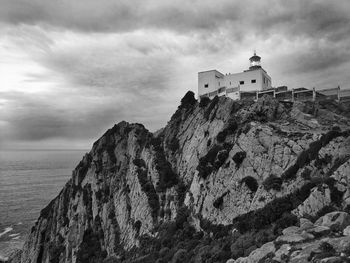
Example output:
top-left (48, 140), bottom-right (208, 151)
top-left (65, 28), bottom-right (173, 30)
top-left (276, 232), bottom-right (315, 244)
top-left (10, 96), bottom-right (350, 263)
top-left (344, 226), bottom-right (350, 236)
top-left (300, 218), bottom-right (314, 230)
top-left (306, 226), bottom-right (331, 237)
top-left (292, 184), bottom-right (331, 218)
top-left (273, 244), bottom-right (291, 262)
top-left (282, 226), bottom-right (301, 236)
top-left (315, 212), bottom-right (350, 231)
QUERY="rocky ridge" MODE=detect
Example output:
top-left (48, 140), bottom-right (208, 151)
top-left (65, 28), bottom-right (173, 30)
top-left (8, 93), bottom-right (350, 263)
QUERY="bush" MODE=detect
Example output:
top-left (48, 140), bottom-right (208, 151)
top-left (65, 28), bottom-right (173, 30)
top-left (241, 176), bottom-right (258, 192)
top-left (136, 167), bottom-right (160, 219)
top-left (133, 158), bottom-right (146, 168)
top-left (168, 137), bottom-right (180, 152)
top-left (281, 129), bottom-right (344, 181)
top-left (197, 144), bottom-right (231, 179)
top-left (214, 150), bottom-right (229, 169)
top-left (217, 120), bottom-right (238, 143)
top-left (199, 97), bottom-right (211, 108)
top-left (263, 175), bottom-right (283, 191)
top-left (179, 91), bottom-right (196, 109)
top-left (232, 151), bottom-right (246, 168)
top-left (76, 228), bottom-right (105, 263)
top-left (213, 191), bottom-right (229, 209)
top-left (204, 96), bottom-right (219, 120)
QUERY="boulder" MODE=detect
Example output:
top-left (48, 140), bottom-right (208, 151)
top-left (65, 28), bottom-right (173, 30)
top-left (299, 218), bottom-right (314, 230)
top-left (226, 259), bottom-right (235, 263)
top-left (276, 232), bottom-right (314, 244)
top-left (282, 226), bottom-right (300, 236)
top-left (171, 249), bottom-right (187, 263)
top-left (273, 244), bottom-right (291, 262)
top-left (234, 242), bottom-right (275, 263)
top-left (247, 242), bottom-right (275, 262)
top-left (320, 257), bottom-right (344, 263)
top-left (343, 226), bottom-right (350, 236)
top-left (315, 212), bottom-right (350, 231)
top-left (292, 184), bottom-right (331, 218)
top-left (307, 226), bottom-right (331, 237)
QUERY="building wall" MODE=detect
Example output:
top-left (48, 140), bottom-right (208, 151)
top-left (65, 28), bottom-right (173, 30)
top-left (198, 70), bottom-right (224, 97)
top-left (198, 68), bottom-right (272, 99)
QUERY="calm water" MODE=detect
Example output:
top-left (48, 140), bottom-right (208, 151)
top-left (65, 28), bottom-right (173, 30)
top-left (0, 150), bottom-right (86, 260)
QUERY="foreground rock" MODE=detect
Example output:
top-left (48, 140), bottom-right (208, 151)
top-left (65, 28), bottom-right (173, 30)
top-left (227, 211), bottom-right (350, 263)
top-left (10, 93), bottom-right (350, 263)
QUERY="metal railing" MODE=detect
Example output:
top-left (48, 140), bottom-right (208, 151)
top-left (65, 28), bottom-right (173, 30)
top-left (199, 85), bottom-right (348, 103)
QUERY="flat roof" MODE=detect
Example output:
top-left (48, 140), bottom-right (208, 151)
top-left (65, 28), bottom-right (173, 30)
top-left (198, 69), bottom-right (224, 75)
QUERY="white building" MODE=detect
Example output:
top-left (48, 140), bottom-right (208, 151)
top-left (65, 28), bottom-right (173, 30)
top-left (198, 52), bottom-right (272, 100)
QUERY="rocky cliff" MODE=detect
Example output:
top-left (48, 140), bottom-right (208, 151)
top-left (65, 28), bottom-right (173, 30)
top-left (10, 93), bottom-right (350, 263)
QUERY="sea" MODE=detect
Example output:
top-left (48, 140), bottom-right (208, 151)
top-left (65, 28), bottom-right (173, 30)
top-left (0, 149), bottom-right (87, 261)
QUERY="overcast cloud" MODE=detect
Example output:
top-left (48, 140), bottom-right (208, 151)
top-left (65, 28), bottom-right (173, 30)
top-left (1, 0), bottom-right (350, 149)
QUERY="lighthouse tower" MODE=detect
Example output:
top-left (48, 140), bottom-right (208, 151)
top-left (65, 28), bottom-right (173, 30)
top-left (198, 51), bottom-right (272, 100)
top-left (249, 51), bottom-right (262, 70)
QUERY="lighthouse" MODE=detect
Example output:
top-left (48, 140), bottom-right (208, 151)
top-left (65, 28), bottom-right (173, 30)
top-left (198, 51), bottom-right (272, 100)
top-left (249, 51), bottom-right (262, 70)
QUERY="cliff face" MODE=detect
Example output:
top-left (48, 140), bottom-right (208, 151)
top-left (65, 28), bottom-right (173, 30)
top-left (14, 93), bottom-right (350, 263)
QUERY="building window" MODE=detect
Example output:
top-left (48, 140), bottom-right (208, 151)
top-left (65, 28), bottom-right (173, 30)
top-left (251, 79), bottom-right (256, 83)
top-left (239, 81), bottom-right (244, 85)
top-left (204, 84), bottom-right (209, 88)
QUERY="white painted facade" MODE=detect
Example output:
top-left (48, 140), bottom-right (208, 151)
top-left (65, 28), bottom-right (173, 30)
top-left (198, 53), bottom-right (272, 100)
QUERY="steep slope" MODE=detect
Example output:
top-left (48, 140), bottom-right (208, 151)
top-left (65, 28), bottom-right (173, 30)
top-left (11, 92), bottom-right (350, 263)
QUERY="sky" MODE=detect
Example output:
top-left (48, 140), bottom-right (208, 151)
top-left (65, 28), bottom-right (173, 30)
top-left (1, 0), bottom-right (350, 149)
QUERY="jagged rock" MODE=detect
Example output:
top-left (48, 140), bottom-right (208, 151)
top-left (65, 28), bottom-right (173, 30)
top-left (307, 226), bottom-right (331, 237)
top-left (315, 212), bottom-right (350, 231)
top-left (320, 257), bottom-right (344, 263)
top-left (282, 226), bottom-right (300, 236)
top-left (299, 218), bottom-right (314, 230)
top-left (292, 184), bottom-right (331, 218)
top-left (234, 242), bottom-right (275, 263)
top-left (276, 232), bottom-right (315, 244)
top-left (273, 244), bottom-right (291, 262)
top-left (171, 249), bottom-right (187, 263)
top-left (11, 95), bottom-right (350, 263)
top-left (343, 226), bottom-right (350, 236)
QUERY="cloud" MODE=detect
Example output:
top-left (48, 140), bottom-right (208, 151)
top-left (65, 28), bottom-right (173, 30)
top-left (0, 0), bottom-right (350, 149)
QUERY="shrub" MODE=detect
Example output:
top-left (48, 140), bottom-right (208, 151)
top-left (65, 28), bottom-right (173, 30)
top-left (197, 144), bottom-right (231, 179)
top-left (213, 192), bottom-right (228, 209)
top-left (76, 228), bottom-right (105, 263)
top-left (232, 151), bottom-right (246, 168)
top-left (233, 180), bottom-right (318, 233)
top-left (207, 139), bottom-right (211, 147)
top-left (281, 129), bottom-right (344, 181)
top-left (199, 97), bottom-right (211, 108)
top-left (217, 120), bottom-right (238, 143)
top-left (263, 175), bottom-right (283, 191)
top-left (179, 91), bottom-right (196, 109)
top-left (204, 96), bottom-right (219, 120)
top-left (136, 167), bottom-right (159, 219)
top-left (168, 137), bottom-right (180, 152)
top-left (134, 220), bottom-right (142, 235)
top-left (133, 158), bottom-right (146, 168)
top-left (241, 176), bottom-right (258, 192)
top-left (214, 150), bottom-right (229, 169)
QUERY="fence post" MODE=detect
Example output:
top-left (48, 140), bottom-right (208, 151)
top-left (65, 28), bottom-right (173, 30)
top-left (256, 91), bottom-right (259, 101)
top-left (337, 86), bottom-right (340, 102)
top-left (238, 85), bottom-right (241, 101)
top-left (292, 89), bottom-right (294, 102)
top-left (273, 90), bottom-right (276, 98)
top-left (312, 87), bottom-right (316, 102)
